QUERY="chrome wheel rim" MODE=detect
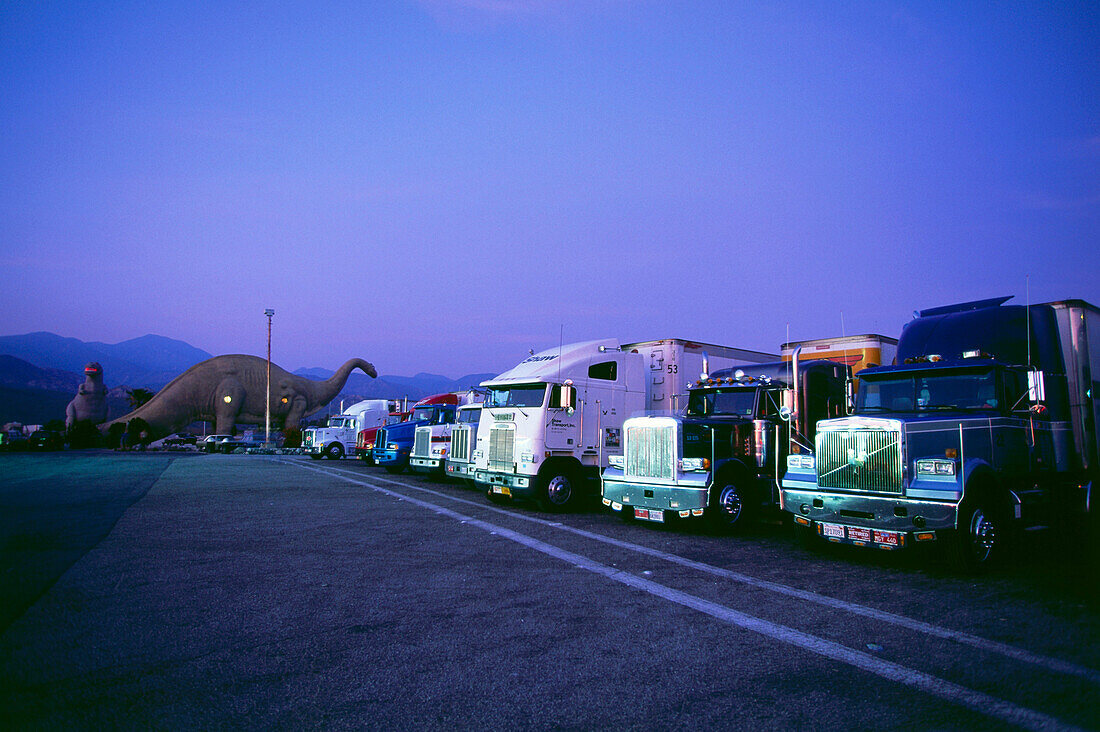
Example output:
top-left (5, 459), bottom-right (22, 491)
top-left (718, 485), bottom-right (743, 523)
top-left (969, 508), bottom-right (996, 563)
top-left (547, 475), bottom-right (572, 505)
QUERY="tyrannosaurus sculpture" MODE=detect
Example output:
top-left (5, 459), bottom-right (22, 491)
top-left (101, 355), bottom-right (377, 438)
top-left (66, 362), bottom-right (109, 428)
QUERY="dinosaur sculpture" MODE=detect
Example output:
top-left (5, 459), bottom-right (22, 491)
top-left (101, 355), bottom-right (376, 438)
top-left (66, 362), bottom-right (109, 428)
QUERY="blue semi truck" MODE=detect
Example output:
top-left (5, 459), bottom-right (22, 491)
top-left (601, 357), bottom-right (849, 530)
top-left (781, 297), bottom-right (1099, 570)
top-left (372, 393), bottom-right (460, 474)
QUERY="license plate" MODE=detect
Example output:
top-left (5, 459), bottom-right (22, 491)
top-left (492, 485), bottom-right (511, 497)
top-left (847, 527), bottom-right (872, 542)
top-left (635, 508), bottom-right (664, 522)
top-left (873, 530), bottom-right (899, 546)
top-left (822, 523), bottom-right (844, 539)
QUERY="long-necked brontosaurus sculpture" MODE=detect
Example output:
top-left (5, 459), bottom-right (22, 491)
top-left (101, 355), bottom-right (376, 437)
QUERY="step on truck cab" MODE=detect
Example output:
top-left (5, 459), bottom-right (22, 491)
top-left (303, 399), bottom-right (391, 460)
top-left (409, 391), bottom-right (482, 477)
top-left (356, 406), bottom-right (410, 463)
top-left (373, 393), bottom-right (460, 474)
top-left (474, 338), bottom-right (775, 511)
top-left (781, 297), bottom-right (1100, 570)
top-left (445, 402), bottom-right (484, 484)
top-left (601, 353), bottom-right (849, 529)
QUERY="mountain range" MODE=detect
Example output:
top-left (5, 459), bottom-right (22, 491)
top-left (0, 332), bottom-right (498, 426)
top-left (0, 332), bottom-right (214, 388)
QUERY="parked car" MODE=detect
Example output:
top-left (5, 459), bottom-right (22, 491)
top-left (163, 432), bottom-right (198, 447)
top-left (201, 435), bottom-right (235, 453)
top-left (0, 429), bottom-right (27, 451)
top-left (219, 435), bottom-right (273, 453)
top-left (28, 430), bottom-right (63, 451)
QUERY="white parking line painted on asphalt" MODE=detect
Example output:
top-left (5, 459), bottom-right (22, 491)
top-left (303, 460), bottom-right (1100, 687)
top-left (283, 460), bottom-right (1084, 732)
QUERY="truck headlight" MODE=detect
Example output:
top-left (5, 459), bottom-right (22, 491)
top-left (387, 443), bottom-right (398, 451)
top-left (680, 457), bottom-right (710, 471)
top-left (607, 455), bottom-right (625, 469)
top-left (916, 458), bottom-right (955, 475)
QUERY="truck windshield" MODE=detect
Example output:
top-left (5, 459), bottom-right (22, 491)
top-left (857, 369), bottom-right (1001, 413)
top-left (458, 409), bottom-right (481, 424)
top-left (410, 407), bottom-right (437, 422)
top-left (327, 417), bottom-right (349, 428)
top-left (686, 388), bottom-right (757, 417)
top-left (487, 384), bottom-right (546, 408)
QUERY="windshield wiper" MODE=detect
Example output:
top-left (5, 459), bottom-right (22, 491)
top-left (923, 404), bottom-right (989, 412)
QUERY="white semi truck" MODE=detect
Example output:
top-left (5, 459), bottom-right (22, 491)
top-left (303, 399), bottom-right (392, 460)
top-left (409, 391), bottom-right (483, 477)
top-left (444, 402), bottom-right (484, 484)
top-left (473, 338), bottom-right (775, 511)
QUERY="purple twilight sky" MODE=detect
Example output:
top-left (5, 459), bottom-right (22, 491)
top-left (1, 1), bottom-right (1097, 379)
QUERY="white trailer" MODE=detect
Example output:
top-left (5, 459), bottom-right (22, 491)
top-left (303, 399), bottom-right (391, 460)
top-left (473, 338), bottom-right (775, 510)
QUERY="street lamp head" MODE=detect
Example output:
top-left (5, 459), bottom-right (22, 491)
top-left (264, 308), bottom-right (275, 317)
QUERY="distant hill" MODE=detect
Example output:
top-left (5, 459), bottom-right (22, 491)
top-left (0, 355), bottom-right (133, 426)
top-left (0, 332), bottom-right (213, 388)
top-left (295, 368), bottom-right (497, 402)
top-left (0, 331), bottom-right (500, 425)
top-left (0, 385), bottom-right (74, 427)
top-left (0, 355), bottom-right (83, 392)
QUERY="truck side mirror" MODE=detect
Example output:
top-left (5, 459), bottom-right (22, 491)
top-left (558, 384), bottom-right (575, 413)
top-left (845, 379), bottom-right (855, 413)
top-left (1027, 370), bottom-right (1046, 404)
top-left (778, 406), bottom-right (792, 422)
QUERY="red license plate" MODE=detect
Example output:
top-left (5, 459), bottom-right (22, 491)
top-left (847, 527), bottom-right (872, 542)
top-left (873, 530), bottom-right (899, 546)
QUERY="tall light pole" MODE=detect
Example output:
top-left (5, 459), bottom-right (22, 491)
top-left (264, 308), bottom-right (275, 446)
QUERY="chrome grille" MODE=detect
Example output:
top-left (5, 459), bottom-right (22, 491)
top-left (376, 428), bottom-right (387, 449)
top-left (303, 430), bottom-right (314, 447)
top-left (488, 425), bottom-right (515, 470)
top-left (413, 427), bottom-right (430, 458)
top-left (625, 423), bottom-right (676, 480)
top-left (816, 429), bottom-right (903, 493)
top-left (450, 426), bottom-right (471, 462)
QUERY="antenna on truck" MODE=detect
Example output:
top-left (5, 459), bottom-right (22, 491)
top-left (557, 324), bottom-right (564, 382)
top-left (1026, 275), bottom-right (1032, 368)
top-left (840, 311), bottom-right (852, 369)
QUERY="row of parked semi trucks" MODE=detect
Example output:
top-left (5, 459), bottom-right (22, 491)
top-left (302, 296), bottom-right (1100, 571)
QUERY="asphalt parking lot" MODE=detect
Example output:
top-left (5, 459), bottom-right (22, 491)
top-left (1, 452), bottom-right (1098, 730)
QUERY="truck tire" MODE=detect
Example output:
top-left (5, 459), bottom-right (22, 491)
top-left (325, 443), bottom-right (344, 460)
top-left (950, 499), bottom-right (1004, 572)
top-left (537, 467), bottom-right (579, 512)
top-left (707, 477), bottom-right (752, 532)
